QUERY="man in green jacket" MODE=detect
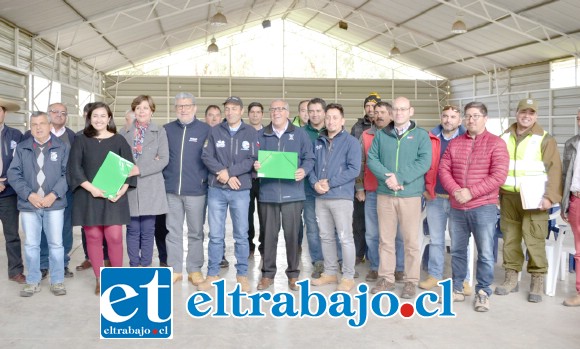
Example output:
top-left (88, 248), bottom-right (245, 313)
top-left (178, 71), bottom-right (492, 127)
top-left (367, 96), bottom-right (432, 299)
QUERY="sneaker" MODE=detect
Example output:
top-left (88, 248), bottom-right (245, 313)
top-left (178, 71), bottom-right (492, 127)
top-left (311, 261), bottom-right (324, 279)
top-left (236, 275), bottom-right (251, 293)
top-left (20, 283), bottom-right (41, 297)
top-left (337, 278), bottom-right (355, 292)
top-left (311, 273), bottom-right (338, 286)
top-left (188, 272), bottom-right (205, 286)
top-left (365, 270), bottom-right (378, 282)
top-left (371, 278), bottom-right (395, 294)
top-left (419, 275), bottom-right (441, 290)
top-left (463, 281), bottom-right (473, 296)
top-left (64, 267), bottom-right (74, 278)
top-left (474, 289), bottom-right (490, 312)
top-left (394, 271), bottom-right (405, 283)
top-left (50, 283), bottom-right (67, 296)
top-left (198, 275), bottom-right (220, 291)
top-left (220, 258), bottom-right (230, 268)
top-left (453, 290), bottom-right (465, 302)
top-left (173, 272), bottom-right (183, 284)
top-left (41, 269), bottom-right (48, 280)
top-left (401, 282), bottom-right (416, 299)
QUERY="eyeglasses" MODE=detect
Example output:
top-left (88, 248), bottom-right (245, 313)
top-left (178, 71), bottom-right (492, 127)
top-left (176, 104), bottom-right (194, 110)
top-left (269, 107), bottom-right (288, 113)
top-left (464, 114), bottom-right (485, 120)
top-left (49, 109), bottom-right (67, 116)
top-left (442, 105), bottom-right (460, 113)
top-left (392, 107), bottom-right (410, 113)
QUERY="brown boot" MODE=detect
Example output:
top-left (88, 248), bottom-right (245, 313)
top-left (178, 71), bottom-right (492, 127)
top-left (494, 269), bottom-right (519, 295)
top-left (528, 273), bottom-right (544, 303)
top-left (95, 278), bottom-right (100, 296)
top-left (563, 292), bottom-right (580, 306)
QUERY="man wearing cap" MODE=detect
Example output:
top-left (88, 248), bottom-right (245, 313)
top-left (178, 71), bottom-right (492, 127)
top-left (495, 98), bottom-right (562, 303)
top-left (163, 92), bottom-right (211, 285)
top-left (200, 96), bottom-right (258, 293)
top-left (350, 92), bottom-right (381, 265)
top-left (0, 98), bottom-right (25, 283)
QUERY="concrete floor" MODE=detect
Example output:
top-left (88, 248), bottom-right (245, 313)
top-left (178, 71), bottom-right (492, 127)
top-left (1, 215), bottom-right (579, 349)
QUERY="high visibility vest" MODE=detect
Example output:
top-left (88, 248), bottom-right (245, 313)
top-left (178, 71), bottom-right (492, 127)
top-left (500, 131), bottom-right (547, 192)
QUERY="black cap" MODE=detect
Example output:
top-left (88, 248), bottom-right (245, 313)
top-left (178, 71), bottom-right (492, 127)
top-left (224, 96), bottom-right (243, 108)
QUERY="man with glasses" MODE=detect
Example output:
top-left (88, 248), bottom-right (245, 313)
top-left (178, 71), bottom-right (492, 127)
top-left (439, 102), bottom-right (509, 312)
top-left (419, 105), bottom-right (471, 294)
top-left (38, 103), bottom-right (76, 279)
top-left (200, 96), bottom-right (257, 293)
top-left (367, 96), bottom-right (431, 299)
top-left (254, 99), bottom-right (315, 291)
top-left (495, 99), bottom-right (562, 303)
top-left (163, 92), bottom-right (211, 286)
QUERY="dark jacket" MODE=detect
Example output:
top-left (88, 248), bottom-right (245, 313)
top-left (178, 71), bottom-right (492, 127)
top-left (257, 122), bottom-right (315, 203)
top-left (163, 118), bottom-right (210, 196)
top-left (1, 125), bottom-right (23, 198)
top-left (303, 122), bottom-right (325, 197)
top-left (7, 136), bottom-right (69, 211)
top-left (350, 115), bottom-right (372, 140)
top-left (202, 120), bottom-right (258, 191)
top-left (23, 127), bottom-right (76, 146)
top-left (309, 129), bottom-right (361, 200)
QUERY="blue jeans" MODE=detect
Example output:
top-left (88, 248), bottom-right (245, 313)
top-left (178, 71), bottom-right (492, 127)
top-left (40, 190), bottom-right (73, 269)
top-left (426, 197), bottom-right (451, 279)
top-left (207, 187), bottom-right (249, 277)
top-left (450, 205), bottom-right (497, 296)
top-left (21, 209), bottom-right (65, 284)
top-left (304, 195), bottom-right (323, 264)
top-left (365, 192), bottom-right (404, 272)
top-left (126, 215), bottom-right (156, 267)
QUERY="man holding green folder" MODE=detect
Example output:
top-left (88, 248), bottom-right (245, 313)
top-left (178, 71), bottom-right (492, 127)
top-left (254, 99), bottom-right (315, 291)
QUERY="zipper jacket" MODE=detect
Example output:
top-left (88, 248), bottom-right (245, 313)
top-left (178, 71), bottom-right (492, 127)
top-left (0, 125), bottom-right (23, 198)
top-left (309, 128), bottom-right (361, 200)
top-left (202, 120), bottom-right (258, 191)
top-left (257, 122), bottom-right (315, 203)
top-left (163, 118), bottom-right (210, 196)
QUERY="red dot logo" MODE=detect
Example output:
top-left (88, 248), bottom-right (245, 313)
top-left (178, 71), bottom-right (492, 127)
top-left (400, 303), bottom-right (415, 318)
top-left (153, 329), bottom-right (158, 334)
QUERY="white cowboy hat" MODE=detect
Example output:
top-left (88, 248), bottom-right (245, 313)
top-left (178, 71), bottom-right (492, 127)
top-left (0, 97), bottom-right (20, 112)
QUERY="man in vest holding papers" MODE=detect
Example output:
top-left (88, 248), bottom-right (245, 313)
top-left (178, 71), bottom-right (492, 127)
top-left (496, 98), bottom-right (562, 303)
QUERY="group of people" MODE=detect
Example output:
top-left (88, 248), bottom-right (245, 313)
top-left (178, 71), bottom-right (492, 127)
top-left (1, 93), bottom-right (579, 313)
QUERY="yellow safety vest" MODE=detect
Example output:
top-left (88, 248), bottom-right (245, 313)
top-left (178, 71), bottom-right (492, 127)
top-left (500, 131), bottom-right (547, 192)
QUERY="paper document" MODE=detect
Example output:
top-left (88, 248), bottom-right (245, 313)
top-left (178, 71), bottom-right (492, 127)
top-left (92, 151), bottom-right (134, 199)
top-left (519, 176), bottom-right (546, 210)
top-left (257, 150), bottom-right (298, 180)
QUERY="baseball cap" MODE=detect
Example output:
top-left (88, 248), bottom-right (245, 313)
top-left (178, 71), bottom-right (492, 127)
top-left (517, 98), bottom-right (538, 112)
top-left (224, 96), bottom-right (243, 108)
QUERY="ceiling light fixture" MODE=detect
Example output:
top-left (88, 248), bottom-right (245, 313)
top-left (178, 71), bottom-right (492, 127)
top-left (207, 37), bottom-right (219, 53)
top-left (389, 41), bottom-right (400, 57)
top-left (210, 4), bottom-right (227, 26)
top-left (338, 20), bottom-right (348, 30)
top-left (262, 19), bottom-right (271, 29)
top-left (451, 12), bottom-right (467, 34)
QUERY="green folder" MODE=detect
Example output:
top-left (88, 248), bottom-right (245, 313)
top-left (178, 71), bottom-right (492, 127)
top-left (92, 151), bottom-right (134, 199)
top-left (257, 150), bottom-right (298, 180)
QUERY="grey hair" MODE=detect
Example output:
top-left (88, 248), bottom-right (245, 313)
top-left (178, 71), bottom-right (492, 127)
top-left (30, 111), bottom-right (51, 123)
top-left (270, 99), bottom-right (290, 111)
top-left (174, 92), bottom-right (195, 104)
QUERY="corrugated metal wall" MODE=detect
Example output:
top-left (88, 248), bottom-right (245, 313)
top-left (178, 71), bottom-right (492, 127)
top-left (0, 19), bottom-right (103, 131)
top-left (449, 62), bottom-right (579, 147)
top-left (105, 75), bottom-right (449, 130)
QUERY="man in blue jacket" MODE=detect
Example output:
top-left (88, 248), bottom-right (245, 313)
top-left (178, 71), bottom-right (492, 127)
top-left (309, 103), bottom-right (361, 292)
top-left (0, 99), bottom-right (25, 284)
top-left (200, 96), bottom-right (258, 293)
top-left (8, 111), bottom-right (69, 297)
top-left (254, 99), bottom-right (315, 291)
top-left (163, 92), bottom-right (211, 286)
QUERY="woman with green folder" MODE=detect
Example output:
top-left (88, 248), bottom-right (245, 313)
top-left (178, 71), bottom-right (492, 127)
top-left (68, 102), bottom-right (138, 294)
